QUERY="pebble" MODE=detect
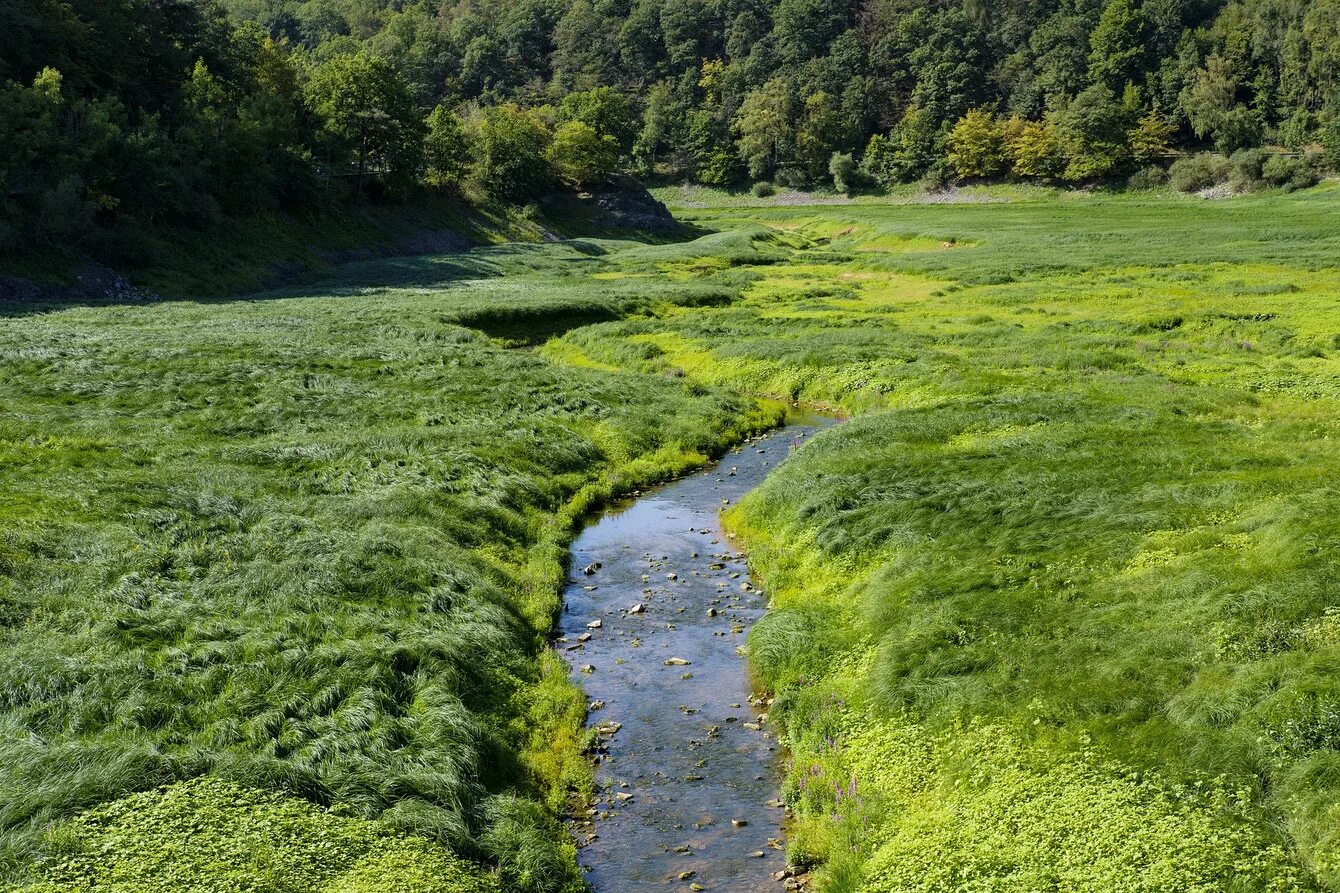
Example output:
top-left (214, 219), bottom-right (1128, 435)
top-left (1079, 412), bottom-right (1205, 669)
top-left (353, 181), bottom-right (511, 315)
top-left (664, 657), bottom-right (691, 666)
top-left (587, 619), bottom-right (602, 629)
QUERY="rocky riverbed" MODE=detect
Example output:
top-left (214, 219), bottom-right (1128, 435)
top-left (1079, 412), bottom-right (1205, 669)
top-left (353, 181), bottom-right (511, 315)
top-left (558, 417), bottom-right (833, 892)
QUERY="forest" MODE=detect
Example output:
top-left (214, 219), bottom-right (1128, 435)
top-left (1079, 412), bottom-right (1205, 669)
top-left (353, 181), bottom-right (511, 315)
top-left (3, 0), bottom-right (1340, 262)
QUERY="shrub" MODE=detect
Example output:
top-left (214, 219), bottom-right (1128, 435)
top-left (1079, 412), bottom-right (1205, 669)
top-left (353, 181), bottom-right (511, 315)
top-left (1169, 152), bottom-right (1230, 192)
top-left (1056, 85), bottom-right (1132, 181)
top-left (919, 162), bottom-right (953, 192)
top-left (862, 106), bottom-right (941, 185)
top-left (424, 105), bottom-right (472, 190)
top-left (1126, 165), bottom-right (1168, 189)
top-left (694, 145), bottom-right (743, 186)
top-left (1323, 115), bottom-right (1340, 173)
top-left (829, 151), bottom-right (858, 193)
top-left (33, 174), bottom-right (93, 244)
top-left (1261, 154), bottom-right (1320, 192)
top-left (1228, 147), bottom-right (1268, 193)
top-left (1277, 108), bottom-right (1313, 149)
top-left (1214, 105), bottom-right (1264, 154)
top-left (1128, 110), bottom-right (1175, 165)
top-left (556, 86), bottom-right (636, 152)
top-left (751, 180), bottom-right (777, 197)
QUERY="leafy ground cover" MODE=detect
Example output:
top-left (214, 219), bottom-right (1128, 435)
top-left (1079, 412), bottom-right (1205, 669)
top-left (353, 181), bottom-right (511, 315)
top-left (0, 242), bottom-right (778, 890)
top-left (549, 183), bottom-right (1340, 890)
top-left (20, 777), bottom-right (501, 893)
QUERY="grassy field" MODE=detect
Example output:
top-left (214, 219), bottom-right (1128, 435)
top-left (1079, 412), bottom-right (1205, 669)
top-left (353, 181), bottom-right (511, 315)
top-left (0, 243), bottom-right (777, 891)
top-left (6, 184), bottom-right (1340, 891)
top-left (550, 184), bottom-right (1340, 890)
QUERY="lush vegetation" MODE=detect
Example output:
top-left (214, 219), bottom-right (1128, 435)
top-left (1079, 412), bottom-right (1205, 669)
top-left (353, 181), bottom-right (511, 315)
top-left (6, 0), bottom-right (1340, 274)
top-left (21, 777), bottom-right (501, 893)
top-left (6, 94), bottom-right (1340, 886)
top-left (545, 183), bottom-right (1340, 889)
top-left (0, 243), bottom-right (779, 890)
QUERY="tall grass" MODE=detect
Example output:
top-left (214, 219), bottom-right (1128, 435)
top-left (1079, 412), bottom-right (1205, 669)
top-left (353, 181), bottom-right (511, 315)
top-left (552, 184), bottom-right (1340, 889)
top-left (0, 244), bottom-right (777, 888)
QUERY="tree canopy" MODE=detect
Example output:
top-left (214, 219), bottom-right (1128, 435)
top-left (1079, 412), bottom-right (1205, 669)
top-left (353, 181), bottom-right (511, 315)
top-left (3, 0), bottom-right (1339, 256)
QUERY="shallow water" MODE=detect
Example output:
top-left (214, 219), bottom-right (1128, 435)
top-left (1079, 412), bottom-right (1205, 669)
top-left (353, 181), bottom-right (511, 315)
top-left (559, 417), bottom-right (834, 892)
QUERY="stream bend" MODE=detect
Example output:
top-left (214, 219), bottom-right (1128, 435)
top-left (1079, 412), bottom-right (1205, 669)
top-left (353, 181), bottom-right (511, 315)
top-left (559, 417), bottom-right (835, 892)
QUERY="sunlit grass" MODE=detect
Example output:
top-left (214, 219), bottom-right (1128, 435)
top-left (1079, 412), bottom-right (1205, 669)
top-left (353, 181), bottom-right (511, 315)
top-left (9, 182), bottom-right (1340, 891)
top-left (553, 184), bottom-right (1340, 890)
top-left (0, 245), bottom-right (780, 890)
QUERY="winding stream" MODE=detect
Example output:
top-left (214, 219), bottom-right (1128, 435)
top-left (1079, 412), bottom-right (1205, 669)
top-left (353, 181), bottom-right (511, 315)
top-left (559, 416), bottom-right (834, 892)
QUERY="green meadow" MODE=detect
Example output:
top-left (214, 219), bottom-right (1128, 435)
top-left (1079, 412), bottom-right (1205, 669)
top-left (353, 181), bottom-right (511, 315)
top-left (554, 184), bottom-right (1340, 890)
top-left (0, 243), bottom-right (776, 891)
top-left (5, 184), bottom-right (1340, 891)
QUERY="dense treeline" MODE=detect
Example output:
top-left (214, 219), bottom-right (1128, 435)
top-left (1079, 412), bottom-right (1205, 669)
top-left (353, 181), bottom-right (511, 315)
top-left (3, 0), bottom-right (1339, 256)
top-left (0, 0), bottom-right (632, 259)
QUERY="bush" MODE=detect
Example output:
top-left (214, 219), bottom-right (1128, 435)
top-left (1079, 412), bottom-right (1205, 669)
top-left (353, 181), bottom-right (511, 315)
top-left (919, 162), bottom-right (953, 192)
top-left (1214, 105), bottom-right (1264, 154)
top-left (829, 151), bottom-right (858, 193)
top-left (1169, 152), bottom-right (1230, 193)
top-left (424, 105), bottom-right (472, 190)
top-left (1261, 154), bottom-right (1320, 192)
top-left (1228, 147), bottom-right (1268, 193)
top-left (751, 181), bottom-right (776, 197)
top-left (694, 146), bottom-right (743, 186)
top-left (1219, 150), bottom-right (1321, 195)
top-left (470, 104), bottom-right (553, 202)
top-left (1006, 118), bottom-right (1064, 181)
top-left (33, 174), bottom-right (93, 244)
top-left (1126, 165), bottom-right (1168, 189)
top-left (862, 106), bottom-right (941, 185)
